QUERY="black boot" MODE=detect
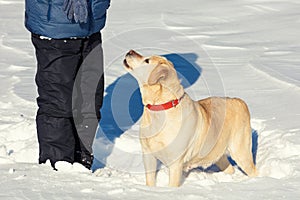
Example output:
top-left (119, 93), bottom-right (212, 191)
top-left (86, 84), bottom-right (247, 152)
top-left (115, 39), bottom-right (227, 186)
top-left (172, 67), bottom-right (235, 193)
top-left (75, 151), bottom-right (94, 170)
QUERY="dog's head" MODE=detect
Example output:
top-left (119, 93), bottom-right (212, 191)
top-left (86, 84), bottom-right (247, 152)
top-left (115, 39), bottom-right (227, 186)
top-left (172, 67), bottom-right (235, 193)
top-left (123, 50), bottom-right (184, 105)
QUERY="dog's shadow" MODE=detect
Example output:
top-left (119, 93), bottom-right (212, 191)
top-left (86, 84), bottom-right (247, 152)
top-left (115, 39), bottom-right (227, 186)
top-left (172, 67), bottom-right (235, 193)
top-left (92, 53), bottom-right (202, 171)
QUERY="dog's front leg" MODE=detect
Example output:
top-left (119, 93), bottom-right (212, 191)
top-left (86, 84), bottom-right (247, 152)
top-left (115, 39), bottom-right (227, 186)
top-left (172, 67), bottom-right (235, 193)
top-left (143, 153), bottom-right (157, 186)
top-left (168, 161), bottom-right (183, 187)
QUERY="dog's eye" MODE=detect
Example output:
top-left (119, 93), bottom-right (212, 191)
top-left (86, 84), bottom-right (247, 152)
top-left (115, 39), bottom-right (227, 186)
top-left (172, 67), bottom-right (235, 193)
top-left (144, 58), bottom-right (150, 64)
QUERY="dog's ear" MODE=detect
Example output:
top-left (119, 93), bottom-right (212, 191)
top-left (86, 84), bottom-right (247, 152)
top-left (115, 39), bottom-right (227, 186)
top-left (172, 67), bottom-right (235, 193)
top-left (148, 64), bottom-right (169, 85)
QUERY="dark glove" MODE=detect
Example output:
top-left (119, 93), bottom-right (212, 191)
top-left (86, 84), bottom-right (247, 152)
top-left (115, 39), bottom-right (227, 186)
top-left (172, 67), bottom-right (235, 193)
top-left (63, 0), bottom-right (88, 23)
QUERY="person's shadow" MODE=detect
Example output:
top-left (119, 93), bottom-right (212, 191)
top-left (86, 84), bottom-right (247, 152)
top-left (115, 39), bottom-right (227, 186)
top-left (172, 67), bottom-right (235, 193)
top-left (92, 53), bottom-right (202, 171)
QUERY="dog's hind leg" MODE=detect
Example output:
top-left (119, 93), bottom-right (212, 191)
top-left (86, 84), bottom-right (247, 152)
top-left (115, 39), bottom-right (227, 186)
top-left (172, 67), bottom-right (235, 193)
top-left (229, 126), bottom-right (258, 177)
top-left (215, 154), bottom-right (235, 174)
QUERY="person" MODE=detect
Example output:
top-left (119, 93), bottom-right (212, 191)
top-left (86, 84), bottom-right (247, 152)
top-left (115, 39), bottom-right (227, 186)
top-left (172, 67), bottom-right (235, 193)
top-left (25, 0), bottom-right (110, 170)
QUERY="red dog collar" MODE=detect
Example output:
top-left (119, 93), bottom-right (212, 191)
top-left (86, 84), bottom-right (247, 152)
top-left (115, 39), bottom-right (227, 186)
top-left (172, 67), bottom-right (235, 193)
top-left (146, 93), bottom-right (185, 111)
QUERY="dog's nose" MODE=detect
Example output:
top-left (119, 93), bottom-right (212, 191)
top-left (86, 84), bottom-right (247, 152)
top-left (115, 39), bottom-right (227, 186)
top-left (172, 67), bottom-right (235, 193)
top-left (126, 50), bottom-right (136, 57)
top-left (126, 50), bottom-right (143, 59)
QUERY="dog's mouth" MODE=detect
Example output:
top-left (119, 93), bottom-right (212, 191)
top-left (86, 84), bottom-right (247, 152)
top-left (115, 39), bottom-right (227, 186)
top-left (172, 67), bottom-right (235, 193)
top-left (123, 58), bottom-right (133, 70)
top-left (124, 50), bottom-right (144, 70)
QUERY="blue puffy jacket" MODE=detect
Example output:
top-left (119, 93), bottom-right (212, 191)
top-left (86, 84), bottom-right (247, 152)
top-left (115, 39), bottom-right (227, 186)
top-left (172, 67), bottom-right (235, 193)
top-left (25, 0), bottom-right (110, 39)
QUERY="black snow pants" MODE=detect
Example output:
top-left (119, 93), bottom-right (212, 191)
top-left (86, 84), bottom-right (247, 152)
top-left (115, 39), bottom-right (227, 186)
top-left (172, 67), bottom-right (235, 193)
top-left (31, 32), bottom-right (104, 168)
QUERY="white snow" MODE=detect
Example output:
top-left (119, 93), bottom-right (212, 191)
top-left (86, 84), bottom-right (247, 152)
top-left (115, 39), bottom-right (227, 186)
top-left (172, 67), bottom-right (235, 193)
top-left (1, 0), bottom-right (300, 199)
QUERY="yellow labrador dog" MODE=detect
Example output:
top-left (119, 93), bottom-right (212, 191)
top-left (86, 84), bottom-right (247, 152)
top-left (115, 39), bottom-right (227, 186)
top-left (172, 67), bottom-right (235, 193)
top-left (123, 50), bottom-right (257, 187)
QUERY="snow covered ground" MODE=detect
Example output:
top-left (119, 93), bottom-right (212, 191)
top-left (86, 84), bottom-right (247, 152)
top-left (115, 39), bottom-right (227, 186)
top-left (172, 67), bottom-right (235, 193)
top-left (1, 0), bottom-right (300, 199)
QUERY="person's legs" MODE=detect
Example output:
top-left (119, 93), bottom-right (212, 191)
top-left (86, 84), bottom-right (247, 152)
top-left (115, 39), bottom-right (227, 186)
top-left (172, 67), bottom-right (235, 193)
top-left (72, 32), bottom-right (104, 169)
top-left (81, 32), bottom-right (104, 122)
top-left (32, 34), bottom-right (82, 168)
